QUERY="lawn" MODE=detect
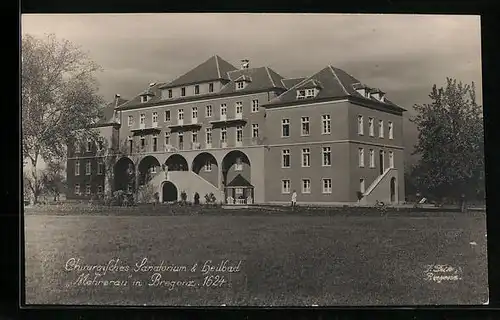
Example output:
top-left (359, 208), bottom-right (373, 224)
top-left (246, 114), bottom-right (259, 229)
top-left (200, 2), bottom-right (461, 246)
top-left (23, 208), bottom-right (488, 306)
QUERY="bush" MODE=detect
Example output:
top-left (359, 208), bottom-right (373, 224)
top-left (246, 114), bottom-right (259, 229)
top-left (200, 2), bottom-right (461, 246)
top-left (137, 184), bottom-right (155, 204)
top-left (204, 192), bottom-right (217, 206)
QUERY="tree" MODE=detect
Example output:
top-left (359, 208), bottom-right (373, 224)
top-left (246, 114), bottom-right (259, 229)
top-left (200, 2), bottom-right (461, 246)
top-left (410, 77), bottom-right (484, 211)
top-left (22, 33), bottom-right (104, 203)
top-left (41, 159), bottom-right (66, 201)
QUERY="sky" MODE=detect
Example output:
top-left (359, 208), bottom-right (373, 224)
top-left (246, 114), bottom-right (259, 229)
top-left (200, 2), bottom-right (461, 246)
top-left (21, 13), bottom-right (482, 166)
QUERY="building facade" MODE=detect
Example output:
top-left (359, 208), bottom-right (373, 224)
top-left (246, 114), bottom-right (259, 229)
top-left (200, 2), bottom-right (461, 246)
top-left (66, 55), bottom-right (406, 205)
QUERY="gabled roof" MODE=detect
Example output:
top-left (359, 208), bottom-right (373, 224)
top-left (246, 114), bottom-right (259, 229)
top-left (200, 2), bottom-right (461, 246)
top-left (159, 55), bottom-right (237, 89)
top-left (219, 66), bottom-right (287, 95)
top-left (226, 174), bottom-right (254, 188)
top-left (296, 79), bottom-right (323, 90)
top-left (116, 82), bottom-right (166, 110)
top-left (266, 65), bottom-right (405, 112)
top-left (281, 77), bottom-right (306, 89)
top-left (95, 97), bottom-right (129, 126)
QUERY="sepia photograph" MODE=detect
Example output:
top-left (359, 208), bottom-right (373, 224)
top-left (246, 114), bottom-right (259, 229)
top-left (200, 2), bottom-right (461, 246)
top-left (21, 13), bottom-right (487, 306)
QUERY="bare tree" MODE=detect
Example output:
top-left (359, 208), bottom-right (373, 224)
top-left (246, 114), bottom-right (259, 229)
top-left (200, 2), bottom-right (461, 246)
top-left (22, 33), bottom-right (104, 203)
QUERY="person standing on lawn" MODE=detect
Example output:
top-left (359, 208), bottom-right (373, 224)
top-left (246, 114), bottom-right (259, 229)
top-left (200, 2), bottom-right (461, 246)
top-left (291, 190), bottom-right (297, 208)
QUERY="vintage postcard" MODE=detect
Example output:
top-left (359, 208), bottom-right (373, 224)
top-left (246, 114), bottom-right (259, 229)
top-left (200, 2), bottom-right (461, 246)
top-left (21, 13), bottom-right (487, 306)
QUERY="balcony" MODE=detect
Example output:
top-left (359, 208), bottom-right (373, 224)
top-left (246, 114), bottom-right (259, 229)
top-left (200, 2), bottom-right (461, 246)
top-left (130, 123), bottom-right (162, 135)
top-left (168, 120), bottom-right (202, 131)
top-left (210, 115), bottom-right (247, 126)
top-left (191, 142), bottom-right (201, 150)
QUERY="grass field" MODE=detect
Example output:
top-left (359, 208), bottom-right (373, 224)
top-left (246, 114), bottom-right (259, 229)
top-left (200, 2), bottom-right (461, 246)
top-left (23, 208), bottom-right (488, 306)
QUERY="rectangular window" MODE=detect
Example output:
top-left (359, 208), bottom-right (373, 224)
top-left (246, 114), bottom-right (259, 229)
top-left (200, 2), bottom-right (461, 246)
top-left (192, 107), bottom-right (198, 119)
top-left (301, 117), bottom-right (310, 136)
top-left (192, 130), bottom-right (198, 143)
top-left (282, 179), bottom-right (291, 194)
top-left (178, 109), bottom-right (184, 120)
top-left (360, 179), bottom-right (365, 193)
top-left (252, 124), bottom-right (259, 138)
top-left (128, 115), bottom-right (133, 126)
top-left (181, 87), bottom-right (186, 97)
top-left (97, 161), bottom-right (104, 175)
top-left (358, 115), bottom-right (364, 135)
top-left (178, 132), bottom-right (184, 149)
top-left (97, 185), bottom-right (103, 195)
top-left (85, 161), bottom-right (91, 175)
top-left (235, 158), bottom-right (243, 171)
top-left (152, 112), bottom-right (158, 124)
top-left (141, 96), bottom-right (148, 103)
top-left (97, 138), bottom-right (104, 151)
top-left (369, 149), bottom-right (375, 168)
top-left (168, 89), bottom-right (172, 98)
top-left (74, 184), bottom-right (80, 195)
top-left (86, 139), bottom-right (92, 152)
top-left (209, 83), bottom-right (214, 93)
top-left (297, 89), bottom-right (306, 99)
top-left (369, 117), bottom-right (374, 136)
top-left (75, 160), bottom-right (80, 176)
top-left (389, 151), bottom-right (394, 168)
top-left (194, 85), bottom-right (200, 95)
top-left (86, 184), bottom-right (91, 195)
top-left (128, 137), bottom-right (133, 154)
top-left (140, 114), bottom-right (145, 125)
top-left (235, 101), bottom-right (243, 115)
top-left (322, 146), bottom-right (331, 166)
top-left (252, 99), bottom-right (259, 112)
top-left (302, 179), bottom-right (311, 194)
top-left (322, 178), bottom-right (332, 194)
top-left (164, 132), bottom-right (170, 146)
top-left (153, 134), bottom-right (158, 151)
top-left (379, 120), bottom-right (384, 138)
top-left (388, 121), bottom-right (394, 139)
top-left (140, 136), bottom-right (145, 150)
top-left (282, 119), bottom-right (290, 137)
top-left (220, 127), bottom-right (227, 143)
top-left (236, 81), bottom-right (244, 89)
top-left (302, 148), bottom-right (310, 167)
top-left (306, 88), bottom-right (315, 98)
top-left (322, 115), bottom-right (331, 134)
top-left (206, 128), bottom-right (212, 145)
top-left (220, 104), bottom-right (227, 116)
top-left (358, 148), bottom-right (365, 167)
top-left (206, 105), bottom-right (212, 117)
top-left (164, 110), bottom-right (171, 122)
top-left (236, 126), bottom-right (243, 142)
top-left (204, 160), bottom-right (212, 172)
top-left (282, 149), bottom-right (290, 168)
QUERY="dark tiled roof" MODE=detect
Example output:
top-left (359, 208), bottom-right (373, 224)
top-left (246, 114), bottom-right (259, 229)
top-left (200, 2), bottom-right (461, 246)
top-left (226, 174), bottom-right (253, 187)
top-left (267, 65), bottom-right (405, 112)
top-left (220, 66), bottom-right (287, 95)
top-left (96, 97), bottom-right (128, 126)
top-left (159, 55), bottom-right (237, 89)
top-left (116, 83), bottom-right (166, 110)
top-left (281, 77), bottom-right (306, 89)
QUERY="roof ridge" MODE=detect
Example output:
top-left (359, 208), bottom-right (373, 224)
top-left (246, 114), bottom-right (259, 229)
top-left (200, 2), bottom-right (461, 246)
top-left (328, 65), bottom-right (349, 95)
top-left (214, 55), bottom-right (221, 79)
top-left (265, 67), bottom-right (276, 87)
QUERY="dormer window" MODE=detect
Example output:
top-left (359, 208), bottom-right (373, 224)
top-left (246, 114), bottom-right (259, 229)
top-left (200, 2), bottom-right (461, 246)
top-left (194, 85), bottom-right (200, 95)
top-left (141, 95), bottom-right (148, 103)
top-left (297, 90), bottom-right (306, 99)
top-left (235, 75), bottom-right (251, 90)
top-left (209, 83), bottom-right (214, 93)
top-left (181, 87), bottom-right (186, 97)
top-left (297, 88), bottom-right (318, 99)
top-left (236, 81), bottom-right (245, 90)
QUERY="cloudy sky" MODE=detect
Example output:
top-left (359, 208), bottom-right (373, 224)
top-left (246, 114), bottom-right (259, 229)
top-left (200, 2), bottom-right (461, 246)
top-left (22, 13), bottom-right (482, 164)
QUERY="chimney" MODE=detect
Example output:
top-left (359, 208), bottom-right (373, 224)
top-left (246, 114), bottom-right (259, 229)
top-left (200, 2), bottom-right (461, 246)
top-left (241, 59), bottom-right (249, 70)
top-left (114, 94), bottom-right (121, 108)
